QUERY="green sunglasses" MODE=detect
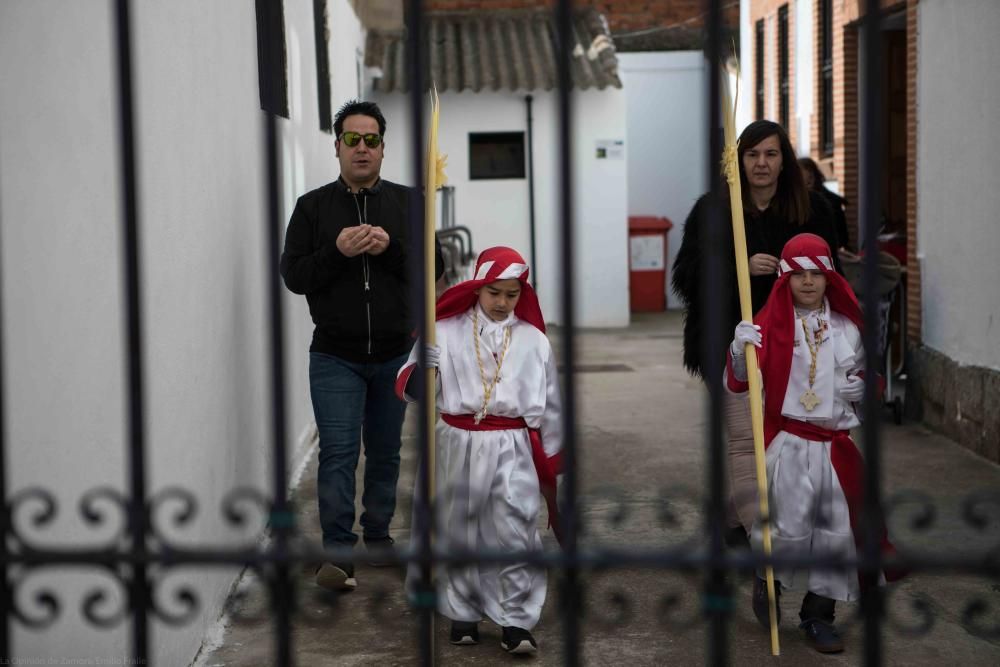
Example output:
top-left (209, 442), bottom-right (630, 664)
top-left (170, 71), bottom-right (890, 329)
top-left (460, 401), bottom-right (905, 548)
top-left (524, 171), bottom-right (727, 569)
top-left (339, 131), bottom-right (383, 148)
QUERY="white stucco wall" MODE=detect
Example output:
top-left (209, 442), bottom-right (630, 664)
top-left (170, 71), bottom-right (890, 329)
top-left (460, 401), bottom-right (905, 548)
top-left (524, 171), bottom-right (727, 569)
top-left (0, 0), bottom-right (362, 662)
top-left (373, 88), bottom-right (630, 328)
top-left (917, 0), bottom-right (1000, 371)
top-left (618, 52), bottom-right (708, 310)
top-left (795, 0), bottom-right (815, 157)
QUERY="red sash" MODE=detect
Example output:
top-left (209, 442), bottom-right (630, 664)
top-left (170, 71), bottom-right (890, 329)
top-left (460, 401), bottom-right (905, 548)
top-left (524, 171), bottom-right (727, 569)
top-left (440, 413), bottom-right (562, 545)
top-left (779, 418), bottom-right (905, 583)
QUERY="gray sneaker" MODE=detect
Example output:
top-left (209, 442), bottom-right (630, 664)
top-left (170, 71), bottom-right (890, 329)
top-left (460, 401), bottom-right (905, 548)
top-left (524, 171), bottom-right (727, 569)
top-left (315, 562), bottom-right (356, 592)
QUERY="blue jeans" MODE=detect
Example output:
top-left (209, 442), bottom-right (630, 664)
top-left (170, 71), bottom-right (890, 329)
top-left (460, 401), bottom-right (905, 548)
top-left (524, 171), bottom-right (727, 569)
top-left (309, 351), bottom-right (408, 549)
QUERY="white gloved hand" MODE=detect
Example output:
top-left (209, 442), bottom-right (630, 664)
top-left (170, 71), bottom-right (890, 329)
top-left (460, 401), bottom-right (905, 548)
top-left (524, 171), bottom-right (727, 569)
top-left (731, 320), bottom-right (762, 356)
top-left (424, 343), bottom-right (441, 369)
top-left (840, 374), bottom-right (865, 402)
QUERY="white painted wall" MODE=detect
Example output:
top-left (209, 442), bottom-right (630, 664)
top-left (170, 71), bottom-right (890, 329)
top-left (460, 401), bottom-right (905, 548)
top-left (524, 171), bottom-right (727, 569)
top-left (373, 88), bottom-right (630, 328)
top-left (618, 52), bottom-right (708, 310)
top-left (0, 0), bottom-right (363, 662)
top-left (795, 0), bottom-right (815, 157)
top-left (917, 0), bottom-right (1000, 371)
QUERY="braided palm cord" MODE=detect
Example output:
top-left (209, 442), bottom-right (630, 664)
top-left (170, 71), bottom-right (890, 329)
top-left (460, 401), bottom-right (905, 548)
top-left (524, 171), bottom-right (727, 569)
top-left (472, 309), bottom-right (511, 422)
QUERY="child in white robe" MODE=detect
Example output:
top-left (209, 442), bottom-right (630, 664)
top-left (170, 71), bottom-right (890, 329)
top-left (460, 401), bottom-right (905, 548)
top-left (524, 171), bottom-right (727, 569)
top-left (726, 233), bottom-right (902, 654)
top-left (395, 246), bottom-right (562, 656)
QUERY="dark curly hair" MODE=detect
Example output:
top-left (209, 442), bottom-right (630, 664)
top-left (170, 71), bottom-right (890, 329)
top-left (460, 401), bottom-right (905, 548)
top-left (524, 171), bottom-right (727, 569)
top-left (333, 100), bottom-right (386, 137)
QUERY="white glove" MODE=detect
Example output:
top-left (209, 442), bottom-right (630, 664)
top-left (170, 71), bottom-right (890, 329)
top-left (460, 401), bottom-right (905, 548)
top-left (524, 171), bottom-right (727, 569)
top-left (731, 321), bottom-right (762, 356)
top-left (840, 374), bottom-right (865, 402)
top-left (424, 344), bottom-right (441, 369)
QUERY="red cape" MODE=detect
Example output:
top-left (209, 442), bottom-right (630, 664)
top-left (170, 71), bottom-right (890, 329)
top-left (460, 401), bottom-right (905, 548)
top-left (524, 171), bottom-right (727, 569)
top-left (727, 233), bottom-right (903, 582)
top-left (398, 246), bottom-right (562, 542)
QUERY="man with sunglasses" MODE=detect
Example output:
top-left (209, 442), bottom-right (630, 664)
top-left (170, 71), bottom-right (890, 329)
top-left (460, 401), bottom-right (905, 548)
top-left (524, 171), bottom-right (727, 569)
top-left (280, 99), bottom-right (443, 592)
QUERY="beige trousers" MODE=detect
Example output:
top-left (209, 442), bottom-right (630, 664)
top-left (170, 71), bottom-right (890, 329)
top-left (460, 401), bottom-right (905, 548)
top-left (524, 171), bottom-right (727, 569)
top-left (724, 389), bottom-right (759, 532)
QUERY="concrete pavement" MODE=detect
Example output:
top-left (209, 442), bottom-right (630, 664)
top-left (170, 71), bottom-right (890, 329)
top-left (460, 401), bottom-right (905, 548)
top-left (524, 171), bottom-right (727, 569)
top-left (196, 312), bottom-right (1000, 666)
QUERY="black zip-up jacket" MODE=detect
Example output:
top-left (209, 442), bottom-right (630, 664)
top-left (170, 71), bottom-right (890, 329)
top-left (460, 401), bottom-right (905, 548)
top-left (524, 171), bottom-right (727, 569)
top-left (280, 177), bottom-right (444, 363)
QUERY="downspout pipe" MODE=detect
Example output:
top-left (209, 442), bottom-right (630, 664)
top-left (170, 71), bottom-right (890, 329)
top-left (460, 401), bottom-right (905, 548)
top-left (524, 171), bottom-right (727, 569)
top-left (525, 94), bottom-right (538, 290)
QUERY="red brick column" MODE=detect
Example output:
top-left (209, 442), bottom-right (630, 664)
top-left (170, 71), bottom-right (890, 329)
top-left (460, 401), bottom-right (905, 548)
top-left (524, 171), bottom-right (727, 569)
top-left (836, 23), bottom-right (859, 250)
top-left (787, 2), bottom-right (796, 146)
top-left (809, 2), bottom-right (823, 162)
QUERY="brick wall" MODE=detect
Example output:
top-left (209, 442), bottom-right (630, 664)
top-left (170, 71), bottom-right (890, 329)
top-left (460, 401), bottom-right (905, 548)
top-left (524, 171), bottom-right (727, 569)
top-left (838, 22), bottom-right (858, 250)
top-left (750, 0), bottom-right (797, 129)
top-left (810, 0), bottom-right (820, 157)
top-left (770, 10), bottom-right (778, 124)
top-left (833, 0), bottom-right (920, 337)
top-left (744, 0), bottom-right (817, 148)
top-left (787, 2), bottom-right (796, 146)
top-left (835, 0), bottom-right (915, 256)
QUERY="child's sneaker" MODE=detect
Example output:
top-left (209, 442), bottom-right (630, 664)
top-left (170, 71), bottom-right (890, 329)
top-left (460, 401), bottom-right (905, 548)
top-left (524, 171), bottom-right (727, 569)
top-left (315, 562), bottom-right (357, 592)
top-left (449, 620), bottom-right (479, 645)
top-left (500, 626), bottom-right (538, 654)
top-left (799, 618), bottom-right (844, 653)
top-left (752, 576), bottom-right (781, 628)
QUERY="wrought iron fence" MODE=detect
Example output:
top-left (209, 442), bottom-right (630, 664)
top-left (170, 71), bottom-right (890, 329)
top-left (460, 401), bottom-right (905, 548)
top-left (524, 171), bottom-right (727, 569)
top-left (1, 0), bottom-right (997, 665)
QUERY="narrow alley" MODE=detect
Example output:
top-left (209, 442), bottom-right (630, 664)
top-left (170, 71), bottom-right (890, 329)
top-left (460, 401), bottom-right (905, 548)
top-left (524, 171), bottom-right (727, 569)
top-left (199, 313), bottom-right (1000, 666)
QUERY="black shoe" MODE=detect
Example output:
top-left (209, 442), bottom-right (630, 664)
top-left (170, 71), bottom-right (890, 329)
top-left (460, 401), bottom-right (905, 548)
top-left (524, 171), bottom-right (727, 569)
top-left (501, 626), bottom-right (538, 655)
top-left (725, 526), bottom-right (751, 550)
top-left (752, 576), bottom-right (781, 628)
top-left (449, 620), bottom-right (480, 645)
top-left (363, 535), bottom-right (396, 567)
top-left (799, 618), bottom-right (844, 653)
top-left (315, 562), bottom-right (356, 592)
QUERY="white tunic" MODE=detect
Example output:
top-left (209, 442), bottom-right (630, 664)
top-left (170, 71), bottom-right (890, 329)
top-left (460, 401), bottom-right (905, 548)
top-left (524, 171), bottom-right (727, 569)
top-left (781, 304), bottom-right (863, 430)
top-left (751, 301), bottom-right (870, 602)
top-left (400, 306), bottom-right (562, 628)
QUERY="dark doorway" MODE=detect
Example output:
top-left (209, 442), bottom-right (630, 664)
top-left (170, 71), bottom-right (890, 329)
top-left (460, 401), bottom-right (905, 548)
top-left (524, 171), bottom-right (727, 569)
top-left (881, 11), bottom-right (907, 371)
top-left (881, 12), bottom-right (907, 242)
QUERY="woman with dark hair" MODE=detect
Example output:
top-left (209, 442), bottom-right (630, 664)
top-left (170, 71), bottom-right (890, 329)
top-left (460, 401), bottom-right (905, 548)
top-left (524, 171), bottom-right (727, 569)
top-left (799, 156), bottom-right (853, 255)
top-left (671, 120), bottom-right (842, 548)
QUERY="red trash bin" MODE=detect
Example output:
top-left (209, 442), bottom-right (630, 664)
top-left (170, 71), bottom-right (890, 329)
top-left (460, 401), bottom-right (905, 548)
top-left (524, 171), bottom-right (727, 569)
top-left (628, 216), bottom-right (674, 312)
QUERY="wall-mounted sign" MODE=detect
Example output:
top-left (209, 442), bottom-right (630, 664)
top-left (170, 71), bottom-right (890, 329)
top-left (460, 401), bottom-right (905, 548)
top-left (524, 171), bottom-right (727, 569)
top-left (630, 235), bottom-right (664, 271)
top-left (595, 138), bottom-right (624, 160)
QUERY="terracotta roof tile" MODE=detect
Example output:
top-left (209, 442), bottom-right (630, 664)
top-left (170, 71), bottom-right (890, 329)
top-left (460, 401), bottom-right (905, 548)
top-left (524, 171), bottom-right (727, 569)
top-left (365, 8), bottom-right (621, 93)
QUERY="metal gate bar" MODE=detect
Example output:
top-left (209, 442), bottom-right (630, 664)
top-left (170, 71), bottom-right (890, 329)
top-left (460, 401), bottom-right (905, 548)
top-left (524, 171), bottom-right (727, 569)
top-left (702, 1), bottom-right (730, 663)
top-left (554, 1), bottom-right (582, 665)
top-left (264, 110), bottom-right (294, 666)
top-left (0, 86), bottom-right (9, 663)
top-left (404, 1), bottom-right (435, 664)
top-left (860, 0), bottom-right (886, 663)
top-left (112, 1), bottom-right (149, 662)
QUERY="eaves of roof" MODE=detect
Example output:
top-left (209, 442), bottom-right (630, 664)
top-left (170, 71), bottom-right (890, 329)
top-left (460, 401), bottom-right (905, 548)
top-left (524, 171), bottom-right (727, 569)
top-left (365, 8), bottom-right (622, 93)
